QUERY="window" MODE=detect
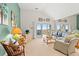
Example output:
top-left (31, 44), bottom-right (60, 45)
top-left (42, 24), bottom-right (48, 30)
top-left (65, 24), bottom-right (69, 32)
top-left (37, 24), bottom-right (41, 30)
top-left (36, 23), bottom-right (51, 36)
top-left (0, 4), bottom-right (8, 25)
top-left (56, 23), bottom-right (61, 30)
top-left (37, 24), bottom-right (42, 35)
top-left (65, 24), bottom-right (69, 29)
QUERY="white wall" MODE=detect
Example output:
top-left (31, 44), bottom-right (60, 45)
top-left (62, 15), bottom-right (77, 32)
top-left (21, 10), bottom-right (55, 38)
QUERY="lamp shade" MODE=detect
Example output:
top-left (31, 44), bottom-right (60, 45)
top-left (11, 27), bottom-right (22, 35)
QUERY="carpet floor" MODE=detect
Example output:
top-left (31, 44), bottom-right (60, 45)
top-left (25, 38), bottom-right (79, 56)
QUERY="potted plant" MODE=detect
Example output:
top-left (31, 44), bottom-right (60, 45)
top-left (25, 29), bottom-right (30, 34)
top-left (25, 29), bottom-right (30, 40)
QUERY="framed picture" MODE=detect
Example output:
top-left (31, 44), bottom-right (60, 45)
top-left (46, 18), bottom-right (50, 22)
top-left (3, 13), bottom-right (8, 25)
top-left (11, 10), bottom-right (16, 27)
top-left (2, 3), bottom-right (8, 25)
top-left (38, 17), bottom-right (43, 22)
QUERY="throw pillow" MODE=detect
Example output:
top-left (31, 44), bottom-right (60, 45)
top-left (64, 35), bottom-right (75, 43)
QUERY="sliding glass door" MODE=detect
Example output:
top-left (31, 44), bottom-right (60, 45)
top-left (36, 24), bottom-right (42, 37)
top-left (36, 23), bottom-right (51, 38)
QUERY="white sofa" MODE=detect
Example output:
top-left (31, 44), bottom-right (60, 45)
top-left (54, 38), bottom-right (78, 56)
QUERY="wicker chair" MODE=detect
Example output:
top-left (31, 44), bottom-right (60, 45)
top-left (2, 43), bottom-right (24, 56)
top-left (1, 34), bottom-right (26, 56)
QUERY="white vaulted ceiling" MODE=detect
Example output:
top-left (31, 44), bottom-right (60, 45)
top-left (19, 3), bottom-right (79, 19)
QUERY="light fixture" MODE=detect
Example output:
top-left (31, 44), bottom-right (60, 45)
top-left (35, 8), bottom-right (39, 10)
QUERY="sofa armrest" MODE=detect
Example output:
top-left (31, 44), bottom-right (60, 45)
top-left (54, 40), bottom-right (70, 55)
top-left (55, 41), bottom-right (70, 48)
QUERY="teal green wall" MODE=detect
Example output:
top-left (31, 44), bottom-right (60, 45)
top-left (77, 15), bottom-right (79, 30)
top-left (0, 3), bottom-right (20, 39)
top-left (7, 3), bottom-right (20, 28)
top-left (0, 24), bottom-right (10, 39)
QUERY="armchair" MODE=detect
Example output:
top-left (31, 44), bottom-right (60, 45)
top-left (2, 43), bottom-right (23, 56)
top-left (43, 34), bottom-right (55, 44)
top-left (1, 34), bottom-right (26, 56)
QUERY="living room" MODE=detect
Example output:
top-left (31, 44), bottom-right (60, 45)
top-left (1, 3), bottom-right (79, 56)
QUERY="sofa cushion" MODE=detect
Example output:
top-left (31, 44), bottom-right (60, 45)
top-left (64, 35), bottom-right (75, 43)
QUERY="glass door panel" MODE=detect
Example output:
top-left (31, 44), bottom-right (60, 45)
top-left (36, 23), bottom-right (51, 38)
top-left (36, 24), bottom-right (42, 37)
top-left (42, 24), bottom-right (48, 35)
